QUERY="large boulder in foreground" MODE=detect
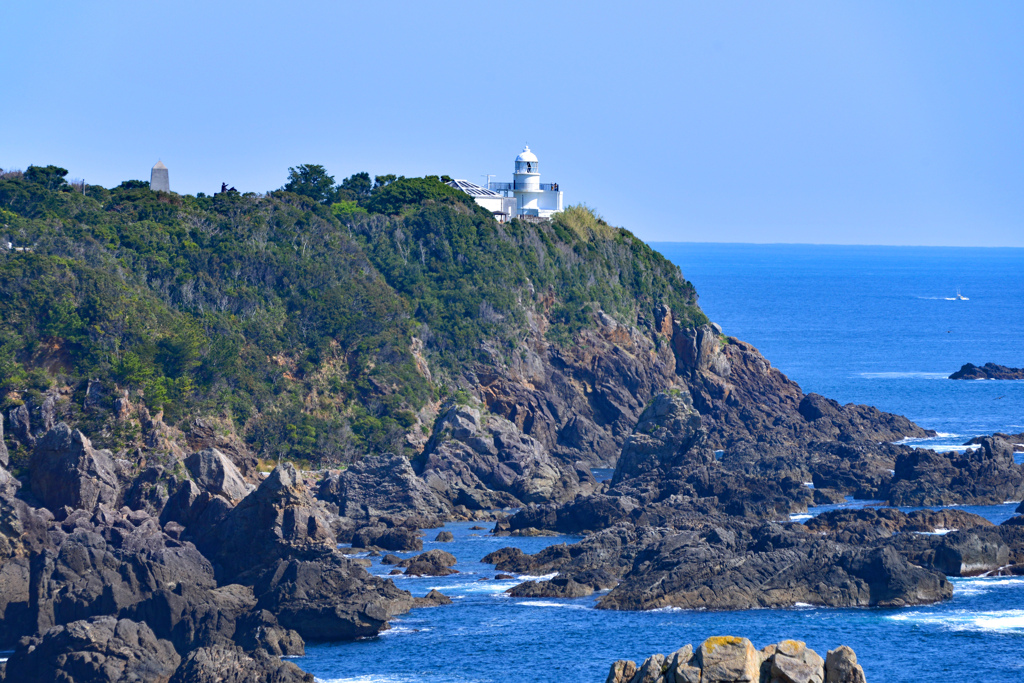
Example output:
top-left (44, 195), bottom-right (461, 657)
top-left (3, 617), bottom-right (180, 683)
top-left (604, 637), bottom-right (866, 683)
top-left (29, 423), bottom-right (119, 512)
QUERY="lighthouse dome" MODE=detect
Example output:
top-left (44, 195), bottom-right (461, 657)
top-left (515, 145), bottom-right (538, 163)
top-left (153, 160), bottom-right (167, 170)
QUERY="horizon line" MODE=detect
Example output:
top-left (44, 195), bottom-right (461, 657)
top-left (647, 240), bottom-right (1024, 250)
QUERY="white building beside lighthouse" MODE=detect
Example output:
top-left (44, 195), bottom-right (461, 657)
top-left (447, 145), bottom-right (564, 221)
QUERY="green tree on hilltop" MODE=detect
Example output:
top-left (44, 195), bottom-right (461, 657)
top-left (24, 165), bottom-right (69, 191)
top-left (339, 172), bottom-right (372, 199)
top-left (284, 164), bottom-right (336, 204)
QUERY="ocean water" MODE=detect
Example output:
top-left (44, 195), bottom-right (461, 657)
top-left (297, 245), bottom-right (1024, 683)
top-left (655, 243), bottom-right (1024, 440)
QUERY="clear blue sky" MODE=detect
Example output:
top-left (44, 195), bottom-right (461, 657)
top-left (3, 2), bottom-right (1023, 246)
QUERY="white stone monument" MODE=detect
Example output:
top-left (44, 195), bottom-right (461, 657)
top-left (150, 161), bottom-right (170, 192)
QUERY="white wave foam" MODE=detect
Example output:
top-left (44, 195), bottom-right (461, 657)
top-left (793, 602), bottom-right (816, 608)
top-left (789, 514), bottom-right (813, 521)
top-left (916, 528), bottom-right (955, 536)
top-left (956, 577), bottom-right (1024, 588)
top-left (514, 601), bottom-right (589, 609)
top-left (858, 372), bottom-right (948, 380)
top-left (377, 627), bottom-right (428, 638)
top-left (888, 609), bottom-right (1024, 632)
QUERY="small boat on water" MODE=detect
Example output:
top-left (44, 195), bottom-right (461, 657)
top-left (943, 288), bottom-right (969, 301)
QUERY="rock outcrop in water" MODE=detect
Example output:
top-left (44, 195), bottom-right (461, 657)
top-left (486, 387), bottom-right (959, 611)
top-left (604, 637), bottom-right (866, 683)
top-left (887, 436), bottom-right (1024, 506)
top-left (949, 362), bottom-right (1024, 380)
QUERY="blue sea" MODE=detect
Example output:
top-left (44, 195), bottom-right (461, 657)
top-left (297, 244), bottom-right (1024, 683)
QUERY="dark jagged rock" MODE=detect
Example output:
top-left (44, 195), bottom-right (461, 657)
top-left (233, 608), bottom-right (306, 656)
top-left (890, 527), bottom-right (1013, 577)
top-left (477, 315), bottom-right (681, 470)
top-left (611, 391), bottom-right (711, 485)
top-left (598, 528), bottom-right (951, 610)
top-left (318, 451), bottom-right (451, 527)
top-left (123, 465), bottom-right (178, 516)
top-left (0, 415), bottom-right (8, 467)
top-left (159, 480), bottom-right (234, 546)
top-left (488, 517), bottom-right (952, 612)
top-left (604, 637), bottom-right (866, 683)
top-left (252, 556), bottom-right (414, 640)
top-left (967, 431), bottom-right (1024, 453)
top-left (399, 549), bottom-right (458, 576)
top-left (434, 530), bottom-right (454, 542)
top-left (4, 616), bottom-right (180, 683)
top-left (507, 575), bottom-right (594, 598)
top-left (183, 464), bottom-right (414, 642)
top-left (888, 437), bottom-right (1024, 506)
top-left (950, 362), bottom-right (1024, 380)
top-left (417, 405), bottom-right (582, 508)
top-left (7, 403), bottom-right (33, 448)
top-left (29, 507), bottom-right (216, 636)
top-left (127, 582), bottom-right (303, 657)
top-left (350, 523), bottom-right (423, 552)
top-left (188, 464), bottom-right (336, 581)
top-left (186, 417), bottom-right (260, 480)
top-left (805, 507), bottom-right (992, 542)
top-left (29, 423), bottom-right (119, 512)
top-left (169, 644), bottom-right (313, 683)
top-left (413, 589), bottom-right (453, 608)
top-left (680, 330), bottom-right (933, 452)
top-left (184, 448), bottom-right (253, 502)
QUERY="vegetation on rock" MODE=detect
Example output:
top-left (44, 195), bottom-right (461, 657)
top-left (0, 166), bottom-right (703, 467)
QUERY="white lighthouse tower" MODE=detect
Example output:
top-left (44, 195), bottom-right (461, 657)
top-left (511, 145), bottom-right (562, 218)
top-left (449, 145), bottom-right (565, 220)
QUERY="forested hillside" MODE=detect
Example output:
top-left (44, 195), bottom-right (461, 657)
top-left (0, 164), bottom-right (704, 470)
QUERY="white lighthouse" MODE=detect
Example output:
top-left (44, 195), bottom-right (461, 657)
top-left (509, 145), bottom-right (562, 218)
top-left (447, 145), bottom-right (564, 220)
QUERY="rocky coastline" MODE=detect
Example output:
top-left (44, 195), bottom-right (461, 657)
top-left (1, 308), bottom-right (1022, 679)
top-left (949, 362), bottom-right (1024, 380)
